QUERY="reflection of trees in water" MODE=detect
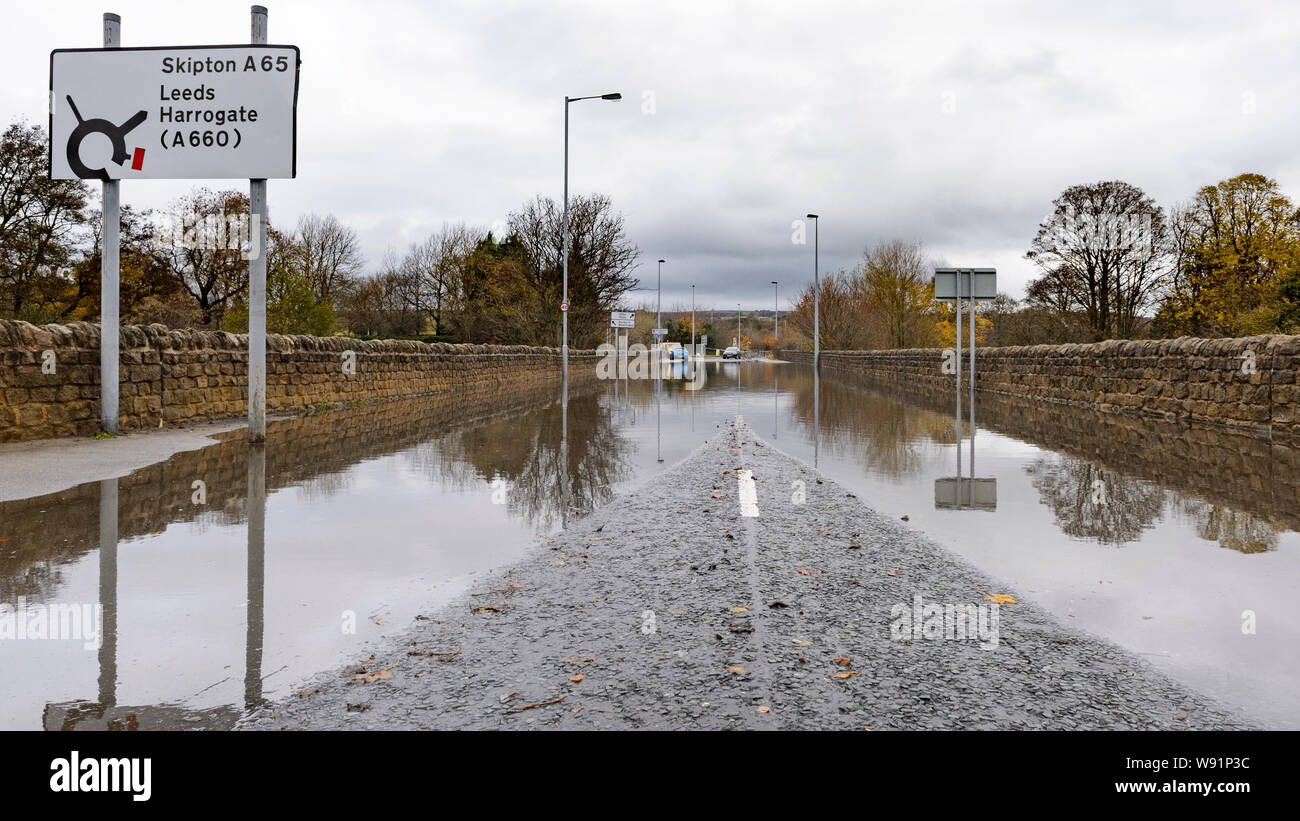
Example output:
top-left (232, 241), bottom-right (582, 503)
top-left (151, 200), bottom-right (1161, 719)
top-left (407, 391), bottom-right (632, 532)
top-left (1175, 499), bottom-right (1279, 554)
top-left (0, 559), bottom-right (62, 603)
top-left (1025, 455), bottom-right (1165, 545)
top-left (787, 369), bottom-right (949, 479)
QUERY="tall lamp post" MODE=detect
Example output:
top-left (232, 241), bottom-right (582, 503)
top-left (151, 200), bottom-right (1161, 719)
top-left (771, 280), bottom-right (779, 344)
top-left (656, 258), bottom-right (666, 337)
top-left (737, 303), bottom-right (742, 348)
top-left (561, 91), bottom-right (621, 389)
top-left (690, 284), bottom-right (696, 354)
top-left (806, 214), bottom-right (819, 368)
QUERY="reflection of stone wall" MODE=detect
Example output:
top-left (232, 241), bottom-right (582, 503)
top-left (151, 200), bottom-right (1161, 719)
top-left (0, 320), bottom-right (599, 441)
top-left (0, 379), bottom-right (593, 600)
top-left (782, 334), bottom-right (1300, 438)
top-left (811, 367), bottom-right (1300, 535)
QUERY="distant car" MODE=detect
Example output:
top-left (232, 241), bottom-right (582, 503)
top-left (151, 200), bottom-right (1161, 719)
top-left (722, 346), bottom-right (741, 359)
top-left (658, 342), bottom-right (688, 361)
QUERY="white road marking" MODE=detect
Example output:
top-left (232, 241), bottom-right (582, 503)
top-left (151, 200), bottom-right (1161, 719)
top-left (737, 469), bottom-right (759, 517)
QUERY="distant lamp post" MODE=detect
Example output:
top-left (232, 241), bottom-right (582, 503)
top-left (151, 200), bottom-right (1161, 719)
top-left (691, 284), bottom-right (696, 353)
top-left (771, 280), bottom-right (779, 344)
top-left (737, 303), bottom-right (742, 348)
top-left (657, 258), bottom-right (666, 337)
top-left (806, 214), bottom-right (819, 368)
top-left (561, 91), bottom-right (622, 388)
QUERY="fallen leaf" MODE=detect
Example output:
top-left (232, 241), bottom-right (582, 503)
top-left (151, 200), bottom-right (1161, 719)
top-left (729, 606), bottom-right (748, 613)
top-left (983, 594), bottom-right (1017, 605)
top-left (724, 665), bottom-right (747, 674)
top-left (833, 656), bottom-right (852, 666)
top-left (833, 671), bottom-right (861, 680)
top-left (471, 606), bottom-right (506, 614)
top-left (848, 540), bottom-right (861, 549)
top-left (568, 673), bottom-right (585, 683)
top-left (559, 656), bottom-right (595, 665)
top-left (668, 609), bottom-right (684, 615)
top-left (756, 706), bottom-right (771, 714)
top-left (791, 638), bottom-right (812, 646)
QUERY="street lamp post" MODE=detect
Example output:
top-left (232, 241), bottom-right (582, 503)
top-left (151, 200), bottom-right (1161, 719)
top-left (690, 284), bottom-right (695, 354)
top-left (806, 214), bottom-right (819, 368)
top-left (657, 258), bottom-right (665, 337)
top-left (737, 303), bottom-right (742, 348)
top-left (561, 91), bottom-right (621, 389)
top-left (771, 280), bottom-right (779, 344)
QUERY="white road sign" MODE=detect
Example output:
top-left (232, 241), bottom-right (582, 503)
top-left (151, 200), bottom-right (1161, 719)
top-left (610, 310), bottom-right (634, 328)
top-left (50, 45), bottom-right (300, 180)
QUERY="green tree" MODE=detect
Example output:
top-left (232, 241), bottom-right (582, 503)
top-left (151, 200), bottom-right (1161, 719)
top-left (0, 120), bottom-right (90, 320)
top-left (1154, 173), bottom-right (1300, 337)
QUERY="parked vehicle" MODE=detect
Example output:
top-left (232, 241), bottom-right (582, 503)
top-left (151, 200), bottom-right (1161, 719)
top-left (657, 342), bottom-right (688, 361)
top-left (722, 346), bottom-right (741, 360)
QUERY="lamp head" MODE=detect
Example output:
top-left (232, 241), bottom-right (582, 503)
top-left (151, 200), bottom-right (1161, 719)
top-left (601, 93), bottom-right (622, 100)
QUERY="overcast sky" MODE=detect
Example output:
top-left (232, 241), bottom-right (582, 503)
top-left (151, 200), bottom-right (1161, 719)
top-left (6, 0), bottom-right (1299, 312)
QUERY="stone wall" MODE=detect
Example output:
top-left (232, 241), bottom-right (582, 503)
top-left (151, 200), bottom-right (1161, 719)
top-left (0, 320), bottom-right (598, 442)
top-left (781, 334), bottom-right (1300, 437)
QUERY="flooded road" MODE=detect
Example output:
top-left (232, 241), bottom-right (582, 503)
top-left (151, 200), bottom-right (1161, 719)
top-left (2, 360), bottom-right (1297, 729)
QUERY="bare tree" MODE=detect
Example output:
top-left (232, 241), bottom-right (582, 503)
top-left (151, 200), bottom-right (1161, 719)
top-left (1025, 180), bottom-right (1170, 340)
top-left (156, 188), bottom-right (251, 327)
top-left (294, 213), bottom-right (364, 303)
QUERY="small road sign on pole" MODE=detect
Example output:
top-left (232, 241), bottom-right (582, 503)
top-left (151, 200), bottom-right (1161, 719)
top-left (560, 301), bottom-right (570, 313)
top-left (610, 310), bottom-right (634, 329)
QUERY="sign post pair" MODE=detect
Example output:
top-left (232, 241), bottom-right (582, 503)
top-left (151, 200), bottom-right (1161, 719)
top-left (50, 7), bottom-right (300, 441)
top-left (932, 268), bottom-right (997, 510)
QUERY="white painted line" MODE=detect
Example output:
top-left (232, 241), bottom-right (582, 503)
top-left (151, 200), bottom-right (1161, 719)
top-left (737, 469), bottom-right (759, 517)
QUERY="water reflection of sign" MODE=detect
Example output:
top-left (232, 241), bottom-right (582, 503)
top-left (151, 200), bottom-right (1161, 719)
top-left (934, 477), bottom-right (998, 510)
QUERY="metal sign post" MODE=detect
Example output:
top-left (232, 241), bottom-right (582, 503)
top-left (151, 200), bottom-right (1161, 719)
top-left (932, 267), bottom-right (997, 510)
top-left (100, 13), bottom-right (120, 434)
top-left (248, 6), bottom-right (268, 442)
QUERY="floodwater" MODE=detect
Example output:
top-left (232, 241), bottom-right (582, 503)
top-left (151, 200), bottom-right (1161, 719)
top-left (1, 359), bottom-right (1297, 729)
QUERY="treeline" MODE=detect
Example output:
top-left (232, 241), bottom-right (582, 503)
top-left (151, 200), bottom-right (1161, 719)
top-left (0, 120), bottom-right (640, 347)
top-left (784, 174), bottom-right (1300, 350)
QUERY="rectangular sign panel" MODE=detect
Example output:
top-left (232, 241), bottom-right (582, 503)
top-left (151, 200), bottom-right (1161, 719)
top-left (50, 45), bottom-right (300, 180)
top-left (651, 328), bottom-right (668, 336)
top-left (610, 311), bottom-right (634, 321)
top-left (610, 318), bottom-right (634, 328)
top-left (933, 268), bottom-right (997, 301)
top-left (934, 477), bottom-right (998, 510)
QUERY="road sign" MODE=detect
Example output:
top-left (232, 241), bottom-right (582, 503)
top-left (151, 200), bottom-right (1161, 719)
top-left (560, 301), bottom-right (569, 312)
top-left (610, 310), bottom-right (634, 328)
top-left (50, 45), bottom-right (300, 180)
top-left (933, 268), bottom-right (997, 301)
top-left (651, 328), bottom-right (668, 336)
